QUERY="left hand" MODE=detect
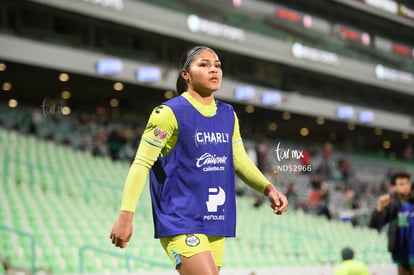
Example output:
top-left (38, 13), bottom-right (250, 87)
top-left (265, 184), bottom-right (288, 215)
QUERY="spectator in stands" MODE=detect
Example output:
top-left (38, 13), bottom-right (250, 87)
top-left (323, 141), bottom-right (332, 160)
top-left (334, 247), bottom-right (369, 275)
top-left (91, 130), bottom-right (107, 157)
top-left (371, 180), bottom-right (387, 198)
top-left (299, 147), bottom-right (311, 173)
top-left (356, 184), bottom-right (377, 211)
top-left (109, 45), bottom-right (288, 275)
top-left (107, 128), bottom-right (126, 161)
top-left (314, 142), bottom-right (333, 180)
top-left (369, 171), bottom-right (414, 275)
top-left (322, 142), bottom-right (333, 173)
top-left (285, 181), bottom-right (306, 211)
top-left (306, 183), bottom-right (331, 220)
top-left (251, 137), bottom-right (272, 207)
top-left (402, 144), bottom-right (413, 162)
top-left (338, 158), bottom-right (353, 184)
top-left (29, 108), bottom-right (44, 135)
top-left (255, 136), bottom-right (272, 173)
top-left (310, 174), bottom-right (325, 190)
top-left (342, 186), bottom-right (356, 209)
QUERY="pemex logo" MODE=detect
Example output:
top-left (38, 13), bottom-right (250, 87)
top-left (206, 187), bottom-right (226, 212)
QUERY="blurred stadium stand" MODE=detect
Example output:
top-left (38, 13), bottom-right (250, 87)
top-left (1, 0), bottom-right (414, 274)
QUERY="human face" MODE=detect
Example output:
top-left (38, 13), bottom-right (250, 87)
top-left (182, 50), bottom-right (222, 97)
top-left (394, 177), bottom-right (411, 199)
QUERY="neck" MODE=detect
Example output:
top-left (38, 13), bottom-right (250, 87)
top-left (188, 90), bottom-right (214, 105)
top-left (399, 194), bottom-right (409, 203)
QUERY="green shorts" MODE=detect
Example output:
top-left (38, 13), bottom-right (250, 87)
top-left (160, 234), bottom-right (225, 268)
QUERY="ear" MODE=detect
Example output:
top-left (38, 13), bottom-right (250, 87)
top-left (180, 69), bottom-right (188, 80)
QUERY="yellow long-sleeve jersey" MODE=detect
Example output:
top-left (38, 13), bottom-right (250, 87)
top-left (120, 92), bottom-right (271, 212)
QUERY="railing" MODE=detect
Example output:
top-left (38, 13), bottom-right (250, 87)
top-left (78, 245), bottom-right (170, 274)
top-left (0, 225), bottom-right (36, 275)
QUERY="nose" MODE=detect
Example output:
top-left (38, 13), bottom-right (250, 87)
top-left (209, 65), bottom-right (218, 73)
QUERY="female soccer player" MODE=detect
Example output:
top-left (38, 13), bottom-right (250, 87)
top-left (110, 46), bottom-right (288, 275)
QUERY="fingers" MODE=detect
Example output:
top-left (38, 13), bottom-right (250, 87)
top-left (109, 231), bottom-right (128, 248)
top-left (269, 191), bottom-right (288, 215)
top-left (273, 200), bottom-right (287, 214)
top-left (376, 194), bottom-right (391, 212)
top-left (379, 194), bottom-right (391, 205)
top-left (270, 203), bottom-right (283, 215)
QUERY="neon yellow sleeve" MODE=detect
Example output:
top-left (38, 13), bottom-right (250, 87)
top-left (232, 112), bottom-right (242, 144)
top-left (120, 139), bottom-right (160, 212)
top-left (232, 113), bottom-right (270, 194)
top-left (120, 105), bottom-right (178, 212)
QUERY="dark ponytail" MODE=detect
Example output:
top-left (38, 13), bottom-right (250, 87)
top-left (175, 45), bottom-right (214, 96)
top-left (175, 73), bottom-right (188, 96)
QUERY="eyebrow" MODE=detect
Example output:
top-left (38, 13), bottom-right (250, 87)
top-left (198, 59), bottom-right (221, 62)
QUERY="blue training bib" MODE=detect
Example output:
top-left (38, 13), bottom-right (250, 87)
top-left (149, 96), bottom-right (236, 238)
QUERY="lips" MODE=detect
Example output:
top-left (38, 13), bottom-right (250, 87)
top-left (209, 77), bottom-right (219, 82)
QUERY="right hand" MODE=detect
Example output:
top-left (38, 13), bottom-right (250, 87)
top-left (109, 211), bottom-right (134, 248)
top-left (265, 184), bottom-right (288, 215)
top-left (376, 194), bottom-right (391, 212)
